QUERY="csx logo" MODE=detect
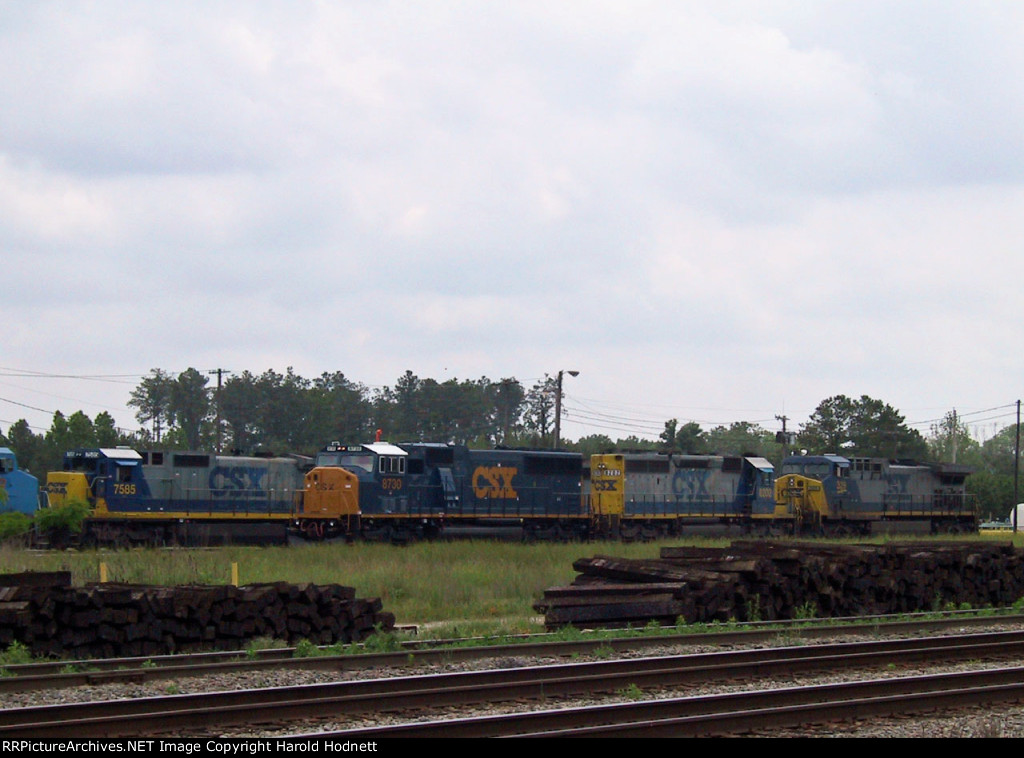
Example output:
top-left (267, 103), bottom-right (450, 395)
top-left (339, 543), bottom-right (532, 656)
top-left (46, 482), bottom-right (68, 495)
top-left (209, 467), bottom-right (268, 499)
top-left (472, 466), bottom-right (518, 499)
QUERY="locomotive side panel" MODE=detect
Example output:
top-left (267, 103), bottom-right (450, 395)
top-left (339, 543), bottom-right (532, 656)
top-left (113, 452), bottom-right (303, 517)
top-left (0, 447), bottom-right (39, 516)
top-left (458, 448), bottom-right (584, 518)
top-left (617, 454), bottom-right (775, 520)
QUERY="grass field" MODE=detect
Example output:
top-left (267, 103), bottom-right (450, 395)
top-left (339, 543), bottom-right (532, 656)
top-left (0, 533), bottom-right (1019, 638)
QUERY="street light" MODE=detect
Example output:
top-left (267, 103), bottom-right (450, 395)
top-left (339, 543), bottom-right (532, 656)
top-left (553, 370), bottom-right (579, 449)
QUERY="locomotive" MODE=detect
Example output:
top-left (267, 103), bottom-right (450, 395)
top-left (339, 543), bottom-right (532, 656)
top-left (39, 441), bottom-right (979, 546)
top-left (776, 454), bottom-right (977, 535)
top-left (311, 442), bottom-right (585, 542)
top-left (0, 447), bottom-right (40, 516)
top-left (586, 451), bottom-right (975, 538)
top-left (44, 447), bottom-right (309, 545)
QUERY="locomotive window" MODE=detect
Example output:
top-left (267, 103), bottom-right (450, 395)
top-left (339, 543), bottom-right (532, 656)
top-left (117, 466), bottom-right (133, 483)
top-left (67, 456), bottom-right (100, 473)
top-left (173, 454), bottom-right (210, 467)
top-left (379, 456), bottom-right (406, 475)
top-left (0, 458), bottom-right (11, 474)
top-left (337, 455), bottom-right (374, 473)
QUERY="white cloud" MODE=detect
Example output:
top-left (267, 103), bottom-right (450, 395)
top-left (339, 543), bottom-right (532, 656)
top-left (2, 2), bottom-right (1024, 441)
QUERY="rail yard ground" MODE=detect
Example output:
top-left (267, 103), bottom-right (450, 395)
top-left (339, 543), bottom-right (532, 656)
top-left (0, 533), bottom-right (1022, 637)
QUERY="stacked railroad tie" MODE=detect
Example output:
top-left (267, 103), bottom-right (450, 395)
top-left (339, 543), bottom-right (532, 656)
top-left (534, 541), bottom-right (1024, 629)
top-left (0, 572), bottom-right (395, 658)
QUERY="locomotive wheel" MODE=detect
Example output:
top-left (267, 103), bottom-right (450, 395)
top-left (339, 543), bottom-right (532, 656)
top-left (302, 521), bottom-right (326, 541)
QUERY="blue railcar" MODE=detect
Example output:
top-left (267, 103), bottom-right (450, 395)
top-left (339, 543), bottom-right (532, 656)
top-left (0, 447), bottom-right (39, 516)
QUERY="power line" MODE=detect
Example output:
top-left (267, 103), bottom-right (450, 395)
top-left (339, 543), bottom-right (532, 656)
top-left (0, 367), bottom-right (143, 383)
top-left (0, 396), bottom-right (52, 414)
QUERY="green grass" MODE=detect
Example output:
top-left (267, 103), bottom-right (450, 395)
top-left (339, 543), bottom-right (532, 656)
top-left (0, 531), bottom-right (1019, 636)
top-left (0, 538), bottom-right (691, 632)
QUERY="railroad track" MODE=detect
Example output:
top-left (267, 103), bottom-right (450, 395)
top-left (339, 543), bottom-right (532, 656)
top-left (5, 628), bottom-right (1024, 738)
top-left (2, 610), bottom-right (1021, 693)
top-left (306, 665), bottom-right (1024, 738)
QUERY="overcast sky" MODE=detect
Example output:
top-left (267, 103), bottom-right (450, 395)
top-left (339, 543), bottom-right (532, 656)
top-left (2, 1), bottom-right (1023, 446)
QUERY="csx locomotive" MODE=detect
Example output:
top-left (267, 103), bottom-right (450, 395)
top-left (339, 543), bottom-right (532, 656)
top-left (40, 441), bottom-right (978, 546)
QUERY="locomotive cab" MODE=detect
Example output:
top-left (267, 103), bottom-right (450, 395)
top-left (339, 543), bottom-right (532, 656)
top-left (776, 454), bottom-right (849, 532)
top-left (45, 448), bottom-right (146, 515)
top-left (313, 442), bottom-right (412, 539)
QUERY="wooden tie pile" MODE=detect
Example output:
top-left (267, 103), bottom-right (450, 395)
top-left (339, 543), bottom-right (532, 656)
top-left (0, 572), bottom-right (395, 658)
top-left (534, 541), bottom-right (1024, 629)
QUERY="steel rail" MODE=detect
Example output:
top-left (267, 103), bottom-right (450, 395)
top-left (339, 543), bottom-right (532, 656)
top-left (292, 666), bottom-right (1024, 738)
top-left (4, 629), bottom-right (1024, 737)
top-left (2, 611), bottom-right (1022, 693)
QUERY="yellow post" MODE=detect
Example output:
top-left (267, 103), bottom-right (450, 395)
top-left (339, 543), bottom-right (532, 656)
top-left (231, 562), bottom-right (239, 587)
top-left (99, 562), bottom-right (108, 583)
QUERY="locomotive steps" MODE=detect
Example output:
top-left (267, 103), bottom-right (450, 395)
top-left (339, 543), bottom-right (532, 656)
top-left (534, 541), bottom-right (1024, 629)
top-left (0, 572), bottom-right (395, 659)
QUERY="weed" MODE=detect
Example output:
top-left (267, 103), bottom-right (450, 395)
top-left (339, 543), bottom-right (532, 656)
top-left (362, 627), bottom-right (403, 653)
top-left (617, 683), bottom-right (645, 700)
top-left (745, 597), bottom-right (762, 623)
top-left (794, 602), bottom-right (818, 620)
top-left (0, 641), bottom-right (32, 666)
top-left (292, 639), bottom-right (320, 658)
top-left (245, 636), bottom-right (287, 659)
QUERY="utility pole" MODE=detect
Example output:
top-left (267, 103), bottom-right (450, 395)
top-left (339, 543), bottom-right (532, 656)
top-left (553, 370), bottom-right (579, 449)
top-left (775, 414), bottom-right (791, 459)
top-left (208, 368), bottom-right (230, 454)
top-left (1015, 400), bottom-right (1021, 532)
top-left (950, 408), bottom-right (958, 463)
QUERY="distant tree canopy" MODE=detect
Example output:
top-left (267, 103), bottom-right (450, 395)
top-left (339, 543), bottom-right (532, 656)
top-left (0, 370), bottom-right (1015, 519)
top-left (796, 394), bottom-right (929, 461)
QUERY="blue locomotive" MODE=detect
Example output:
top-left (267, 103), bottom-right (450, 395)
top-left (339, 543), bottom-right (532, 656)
top-left (588, 452), bottom-right (777, 540)
top-left (314, 442), bottom-right (585, 541)
top-left (776, 454), bottom-right (977, 535)
top-left (0, 447), bottom-right (39, 516)
top-left (45, 447), bottom-right (310, 545)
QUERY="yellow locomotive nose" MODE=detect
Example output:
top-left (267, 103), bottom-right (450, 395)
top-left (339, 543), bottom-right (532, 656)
top-left (302, 466), bottom-right (360, 517)
top-left (45, 472), bottom-right (94, 510)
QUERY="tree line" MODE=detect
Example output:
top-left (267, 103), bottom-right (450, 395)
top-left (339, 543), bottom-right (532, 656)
top-left (0, 367), bottom-right (1019, 519)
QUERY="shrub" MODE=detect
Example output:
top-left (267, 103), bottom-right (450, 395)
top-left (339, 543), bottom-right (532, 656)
top-left (0, 512), bottom-right (32, 541)
top-left (35, 501), bottom-right (92, 547)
